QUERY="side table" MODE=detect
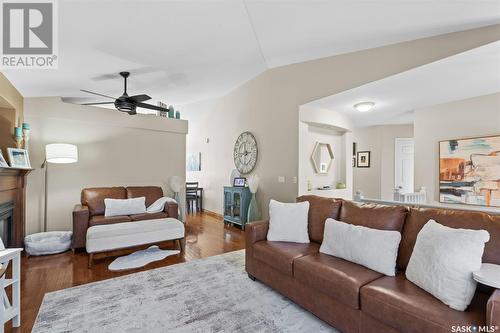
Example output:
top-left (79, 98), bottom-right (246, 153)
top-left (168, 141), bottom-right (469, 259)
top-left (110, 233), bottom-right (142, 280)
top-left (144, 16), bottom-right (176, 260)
top-left (473, 263), bottom-right (500, 289)
top-left (0, 248), bottom-right (22, 333)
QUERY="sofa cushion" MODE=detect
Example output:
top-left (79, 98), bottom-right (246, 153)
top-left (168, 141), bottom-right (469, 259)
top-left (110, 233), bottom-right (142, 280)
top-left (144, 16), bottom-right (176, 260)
top-left (296, 195), bottom-right (342, 243)
top-left (360, 273), bottom-right (489, 333)
top-left (126, 186), bottom-right (164, 207)
top-left (339, 201), bottom-right (407, 232)
top-left (295, 253), bottom-right (383, 309)
top-left (130, 212), bottom-right (169, 221)
top-left (398, 207), bottom-right (500, 270)
top-left (252, 241), bottom-right (319, 276)
top-left (89, 215), bottom-right (131, 227)
top-left (82, 187), bottom-right (127, 216)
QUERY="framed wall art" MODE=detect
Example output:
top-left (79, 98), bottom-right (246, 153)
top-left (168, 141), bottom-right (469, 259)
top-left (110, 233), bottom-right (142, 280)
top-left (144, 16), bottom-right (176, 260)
top-left (439, 135), bottom-right (500, 207)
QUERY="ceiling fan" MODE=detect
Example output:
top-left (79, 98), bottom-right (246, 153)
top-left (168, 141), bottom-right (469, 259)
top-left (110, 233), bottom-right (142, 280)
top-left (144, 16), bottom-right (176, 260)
top-left (80, 71), bottom-right (168, 115)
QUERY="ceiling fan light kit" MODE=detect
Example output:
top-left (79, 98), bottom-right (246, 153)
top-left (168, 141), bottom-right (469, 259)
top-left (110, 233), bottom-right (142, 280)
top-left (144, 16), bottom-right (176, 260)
top-left (80, 71), bottom-right (174, 116)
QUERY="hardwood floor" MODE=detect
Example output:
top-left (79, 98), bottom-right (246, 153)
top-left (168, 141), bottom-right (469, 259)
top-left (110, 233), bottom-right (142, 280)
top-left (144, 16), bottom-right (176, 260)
top-left (8, 213), bottom-right (245, 333)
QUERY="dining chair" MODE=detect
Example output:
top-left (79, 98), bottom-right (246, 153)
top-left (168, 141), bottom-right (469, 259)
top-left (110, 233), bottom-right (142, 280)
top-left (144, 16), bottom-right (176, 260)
top-left (186, 182), bottom-right (199, 214)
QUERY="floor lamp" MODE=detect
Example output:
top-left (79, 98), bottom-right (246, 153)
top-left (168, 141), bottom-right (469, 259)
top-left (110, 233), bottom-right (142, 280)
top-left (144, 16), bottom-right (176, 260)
top-left (43, 143), bottom-right (78, 232)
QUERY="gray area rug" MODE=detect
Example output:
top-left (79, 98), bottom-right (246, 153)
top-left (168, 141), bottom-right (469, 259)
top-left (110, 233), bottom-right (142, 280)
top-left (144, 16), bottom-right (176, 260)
top-left (33, 250), bottom-right (336, 333)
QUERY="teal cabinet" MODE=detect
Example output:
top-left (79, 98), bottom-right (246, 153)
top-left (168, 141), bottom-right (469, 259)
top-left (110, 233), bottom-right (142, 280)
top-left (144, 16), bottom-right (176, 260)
top-left (224, 186), bottom-right (251, 229)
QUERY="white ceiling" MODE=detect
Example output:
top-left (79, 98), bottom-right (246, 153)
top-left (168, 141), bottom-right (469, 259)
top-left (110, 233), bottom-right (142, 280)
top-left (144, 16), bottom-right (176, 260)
top-left (306, 41), bottom-right (500, 127)
top-left (2, 0), bottom-right (500, 108)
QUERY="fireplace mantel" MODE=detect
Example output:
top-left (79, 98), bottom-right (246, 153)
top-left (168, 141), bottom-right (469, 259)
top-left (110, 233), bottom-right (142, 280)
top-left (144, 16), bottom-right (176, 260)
top-left (0, 167), bottom-right (33, 247)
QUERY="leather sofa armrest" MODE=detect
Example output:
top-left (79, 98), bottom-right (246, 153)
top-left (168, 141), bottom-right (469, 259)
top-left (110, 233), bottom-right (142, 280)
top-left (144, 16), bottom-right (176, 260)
top-left (245, 220), bottom-right (269, 276)
top-left (72, 204), bottom-right (89, 250)
top-left (245, 220), bottom-right (269, 245)
top-left (487, 289), bottom-right (500, 326)
top-left (165, 202), bottom-right (179, 219)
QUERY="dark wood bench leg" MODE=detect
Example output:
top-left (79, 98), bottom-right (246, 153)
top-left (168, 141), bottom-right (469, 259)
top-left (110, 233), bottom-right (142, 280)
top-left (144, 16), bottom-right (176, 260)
top-left (88, 253), bottom-right (93, 269)
top-left (178, 239), bottom-right (184, 253)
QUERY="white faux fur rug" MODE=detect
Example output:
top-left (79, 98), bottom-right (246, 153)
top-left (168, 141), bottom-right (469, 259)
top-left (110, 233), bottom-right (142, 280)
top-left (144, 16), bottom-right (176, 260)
top-left (108, 246), bottom-right (180, 271)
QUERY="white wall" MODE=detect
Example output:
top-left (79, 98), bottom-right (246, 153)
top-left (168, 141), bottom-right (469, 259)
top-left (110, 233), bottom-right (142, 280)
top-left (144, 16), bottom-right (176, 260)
top-left (183, 25), bottom-right (500, 217)
top-left (352, 124), bottom-right (414, 200)
top-left (24, 97), bottom-right (188, 234)
top-left (298, 106), bottom-right (353, 199)
top-left (414, 92), bottom-right (500, 210)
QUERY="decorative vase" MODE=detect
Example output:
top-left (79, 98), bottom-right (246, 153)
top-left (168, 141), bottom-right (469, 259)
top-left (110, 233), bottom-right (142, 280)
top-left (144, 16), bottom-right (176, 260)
top-left (247, 174), bottom-right (261, 222)
top-left (247, 193), bottom-right (261, 222)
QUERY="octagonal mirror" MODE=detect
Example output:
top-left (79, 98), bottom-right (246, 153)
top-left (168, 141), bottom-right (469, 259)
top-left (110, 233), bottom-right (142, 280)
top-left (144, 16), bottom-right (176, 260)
top-left (311, 142), bottom-right (334, 174)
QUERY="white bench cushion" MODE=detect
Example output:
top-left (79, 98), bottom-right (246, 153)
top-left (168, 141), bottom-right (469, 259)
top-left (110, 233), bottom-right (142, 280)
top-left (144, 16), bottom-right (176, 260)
top-left (86, 218), bottom-right (184, 253)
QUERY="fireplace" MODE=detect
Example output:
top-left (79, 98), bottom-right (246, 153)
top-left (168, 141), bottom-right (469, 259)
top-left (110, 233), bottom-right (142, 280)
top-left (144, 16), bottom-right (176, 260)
top-left (0, 202), bottom-right (14, 247)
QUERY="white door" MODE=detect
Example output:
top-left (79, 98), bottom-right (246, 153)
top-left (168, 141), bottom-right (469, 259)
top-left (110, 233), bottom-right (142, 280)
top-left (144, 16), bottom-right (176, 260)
top-left (395, 138), bottom-right (414, 194)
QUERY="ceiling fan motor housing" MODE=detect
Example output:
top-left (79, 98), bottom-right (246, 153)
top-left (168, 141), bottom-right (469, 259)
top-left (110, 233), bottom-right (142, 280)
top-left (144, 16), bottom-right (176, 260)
top-left (114, 98), bottom-right (136, 114)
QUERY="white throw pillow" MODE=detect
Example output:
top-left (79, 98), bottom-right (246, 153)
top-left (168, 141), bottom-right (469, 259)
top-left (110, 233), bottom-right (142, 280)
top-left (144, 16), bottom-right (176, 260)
top-left (146, 197), bottom-right (177, 214)
top-left (267, 200), bottom-right (310, 243)
top-left (405, 219), bottom-right (490, 311)
top-left (104, 197), bottom-right (146, 217)
top-left (320, 218), bottom-right (401, 276)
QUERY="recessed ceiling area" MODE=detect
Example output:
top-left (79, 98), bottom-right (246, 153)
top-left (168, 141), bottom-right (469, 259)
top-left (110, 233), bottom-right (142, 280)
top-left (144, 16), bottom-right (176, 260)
top-left (305, 41), bottom-right (500, 128)
top-left (2, 0), bottom-right (500, 108)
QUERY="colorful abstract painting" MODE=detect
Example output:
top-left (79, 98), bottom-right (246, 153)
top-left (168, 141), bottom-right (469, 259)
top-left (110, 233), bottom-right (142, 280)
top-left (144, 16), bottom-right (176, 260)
top-left (439, 135), bottom-right (500, 207)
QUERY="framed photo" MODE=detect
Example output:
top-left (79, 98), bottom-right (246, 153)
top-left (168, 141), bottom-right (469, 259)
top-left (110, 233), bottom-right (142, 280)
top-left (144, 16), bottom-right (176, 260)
top-left (233, 177), bottom-right (246, 187)
top-left (0, 150), bottom-right (8, 167)
top-left (439, 134), bottom-right (500, 207)
top-left (357, 151), bottom-right (370, 168)
top-left (7, 148), bottom-right (31, 169)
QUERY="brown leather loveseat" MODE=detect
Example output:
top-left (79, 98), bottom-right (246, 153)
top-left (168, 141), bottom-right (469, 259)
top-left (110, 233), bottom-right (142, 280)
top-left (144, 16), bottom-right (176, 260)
top-left (245, 195), bottom-right (500, 333)
top-left (72, 186), bottom-right (178, 250)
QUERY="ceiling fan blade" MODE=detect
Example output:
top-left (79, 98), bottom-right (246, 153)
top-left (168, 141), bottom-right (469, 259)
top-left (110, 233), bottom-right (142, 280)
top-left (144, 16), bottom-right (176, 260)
top-left (80, 89), bottom-right (117, 100)
top-left (81, 102), bottom-right (115, 105)
top-left (128, 94), bottom-right (151, 102)
top-left (136, 102), bottom-right (168, 112)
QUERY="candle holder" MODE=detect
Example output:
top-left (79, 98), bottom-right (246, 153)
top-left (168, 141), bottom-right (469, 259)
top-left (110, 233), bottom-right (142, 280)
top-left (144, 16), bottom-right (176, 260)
top-left (22, 123), bottom-right (30, 150)
top-left (14, 127), bottom-right (23, 148)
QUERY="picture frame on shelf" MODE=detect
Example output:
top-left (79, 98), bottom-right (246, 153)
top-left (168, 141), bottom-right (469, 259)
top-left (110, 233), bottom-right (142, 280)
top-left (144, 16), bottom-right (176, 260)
top-left (7, 148), bottom-right (31, 169)
top-left (357, 151), bottom-right (371, 168)
top-left (0, 150), bottom-right (8, 167)
top-left (233, 177), bottom-right (246, 187)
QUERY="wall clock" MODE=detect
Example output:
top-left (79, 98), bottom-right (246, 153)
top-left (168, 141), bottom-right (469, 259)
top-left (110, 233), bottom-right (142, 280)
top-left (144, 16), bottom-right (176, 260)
top-left (233, 131), bottom-right (258, 174)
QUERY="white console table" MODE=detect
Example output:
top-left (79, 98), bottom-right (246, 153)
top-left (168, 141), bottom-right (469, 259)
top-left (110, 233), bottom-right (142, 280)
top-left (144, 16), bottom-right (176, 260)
top-left (0, 248), bottom-right (22, 333)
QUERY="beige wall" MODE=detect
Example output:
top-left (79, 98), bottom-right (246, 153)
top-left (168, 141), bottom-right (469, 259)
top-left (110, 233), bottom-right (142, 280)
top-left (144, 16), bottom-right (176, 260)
top-left (352, 124), bottom-right (414, 200)
top-left (24, 97), bottom-right (188, 234)
top-left (185, 25), bottom-right (500, 217)
top-left (414, 92), bottom-right (500, 211)
top-left (0, 72), bottom-right (24, 153)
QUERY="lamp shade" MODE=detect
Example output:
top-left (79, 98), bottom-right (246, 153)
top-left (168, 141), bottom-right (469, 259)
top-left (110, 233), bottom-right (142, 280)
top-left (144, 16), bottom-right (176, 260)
top-left (45, 143), bottom-right (78, 164)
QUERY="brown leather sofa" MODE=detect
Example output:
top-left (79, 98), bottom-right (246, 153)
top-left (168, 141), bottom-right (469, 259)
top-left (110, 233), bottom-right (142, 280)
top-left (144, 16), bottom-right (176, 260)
top-left (245, 195), bottom-right (500, 333)
top-left (72, 186), bottom-right (178, 250)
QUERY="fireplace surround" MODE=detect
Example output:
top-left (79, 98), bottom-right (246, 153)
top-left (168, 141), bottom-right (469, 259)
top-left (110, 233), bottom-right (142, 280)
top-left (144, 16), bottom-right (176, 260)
top-left (0, 167), bottom-right (31, 247)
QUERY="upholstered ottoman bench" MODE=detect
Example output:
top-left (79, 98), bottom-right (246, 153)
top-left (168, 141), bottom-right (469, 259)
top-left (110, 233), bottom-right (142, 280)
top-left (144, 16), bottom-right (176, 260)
top-left (86, 218), bottom-right (185, 268)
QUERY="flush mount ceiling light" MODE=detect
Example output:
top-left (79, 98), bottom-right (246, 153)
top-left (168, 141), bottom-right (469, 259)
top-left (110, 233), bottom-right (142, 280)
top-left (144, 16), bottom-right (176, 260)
top-left (353, 101), bottom-right (375, 112)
